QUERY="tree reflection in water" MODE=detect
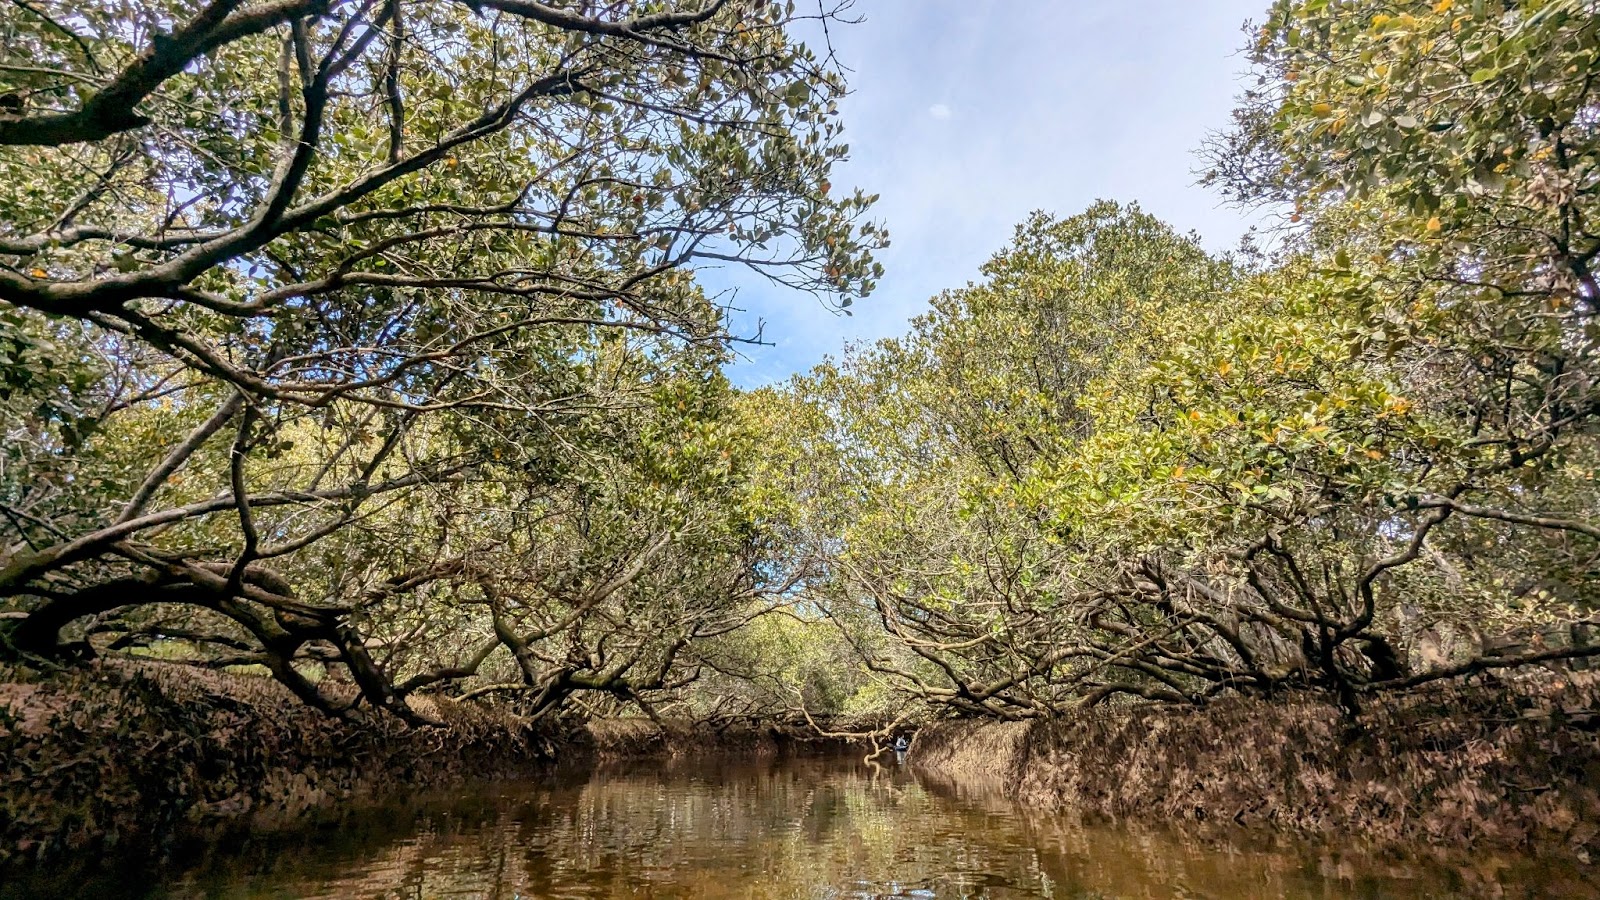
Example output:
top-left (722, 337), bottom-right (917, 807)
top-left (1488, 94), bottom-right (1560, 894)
top-left (13, 755), bottom-right (1596, 899)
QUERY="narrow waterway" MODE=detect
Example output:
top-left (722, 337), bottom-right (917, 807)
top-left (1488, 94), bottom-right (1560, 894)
top-left (7, 753), bottom-right (1595, 899)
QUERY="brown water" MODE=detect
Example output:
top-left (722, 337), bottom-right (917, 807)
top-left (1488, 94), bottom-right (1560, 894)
top-left (7, 754), bottom-right (1596, 899)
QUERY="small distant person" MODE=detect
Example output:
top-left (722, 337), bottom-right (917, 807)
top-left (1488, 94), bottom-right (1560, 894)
top-left (893, 735), bottom-right (909, 753)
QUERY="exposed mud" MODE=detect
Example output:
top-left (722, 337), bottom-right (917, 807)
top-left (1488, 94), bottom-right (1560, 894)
top-left (0, 662), bottom-right (859, 869)
top-left (909, 675), bottom-right (1600, 861)
top-left (0, 661), bottom-right (565, 866)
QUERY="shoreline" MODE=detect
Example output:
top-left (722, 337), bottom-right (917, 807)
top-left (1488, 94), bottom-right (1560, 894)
top-left (6, 660), bottom-right (1598, 872)
top-left (0, 660), bottom-right (845, 869)
top-left (908, 674), bottom-right (1600, 862)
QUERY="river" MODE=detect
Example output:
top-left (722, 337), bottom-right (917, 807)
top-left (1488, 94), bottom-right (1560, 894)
top-left (6, 753), bottom-right (1595, 899)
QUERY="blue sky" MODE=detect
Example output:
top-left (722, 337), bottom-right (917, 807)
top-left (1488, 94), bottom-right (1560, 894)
top-left (717, 0), bottom-right (1273, 386)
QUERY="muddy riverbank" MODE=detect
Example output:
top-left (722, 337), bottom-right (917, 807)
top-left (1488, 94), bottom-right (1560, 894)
top-left (8, 753), bottom-right (1598, 899)
top-left (909, 675), bottom-right (1600, 862)
top-left (8, 659), bottom-right (1599, 879)
top-left (0, 661), bottom-right (843, 868)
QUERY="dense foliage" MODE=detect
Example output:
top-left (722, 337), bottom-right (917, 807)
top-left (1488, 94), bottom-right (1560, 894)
top-left (765, 0), bottom-right (1600, 721)
top-left (2, 0), bottom-right (1595, 731)
top-left (0, 0), bottom-right (881, 725)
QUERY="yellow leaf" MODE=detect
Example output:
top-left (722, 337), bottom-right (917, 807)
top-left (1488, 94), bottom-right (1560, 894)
top-left (28, 268), bottom-right (46, 278)
top-left (1187, 410), bottom-right (1201, 422)
top-left (1365, 449), bottom-right (1385, 460)
top-left (1311, 102), bottom-right (1334, 118)
top-left (1425, 216), bottom-right (1442, 232)
top-left (1372, 14), bottom-right (1391, 28)
top-left (1172, 465), bottom-right (1186, 479)
top-left (1434, 0), bottom-right (1453, 11)
top-left (1217, 360), bottom-right (1233, 376)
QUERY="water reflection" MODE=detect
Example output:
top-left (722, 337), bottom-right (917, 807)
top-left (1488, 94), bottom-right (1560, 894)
top-left (9, 754), bottom-right (1596, 899)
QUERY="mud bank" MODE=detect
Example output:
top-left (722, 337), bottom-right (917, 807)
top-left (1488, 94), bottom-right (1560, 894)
top-left (909, 676), bottom-right (1600, 860)
top-left (0, 660), bottom-right (566, 866)
top-left (0, 662), bottom-right (844, 868)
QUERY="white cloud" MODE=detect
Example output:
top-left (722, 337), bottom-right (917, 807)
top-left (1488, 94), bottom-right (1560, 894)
top-left (725, 0), bottom-right (1274, 387)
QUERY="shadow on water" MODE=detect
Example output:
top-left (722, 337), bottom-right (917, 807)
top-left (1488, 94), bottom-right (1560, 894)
top-left (6, 753), bottom-right (1597, 899)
